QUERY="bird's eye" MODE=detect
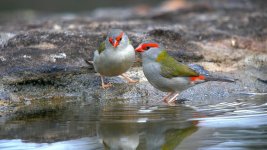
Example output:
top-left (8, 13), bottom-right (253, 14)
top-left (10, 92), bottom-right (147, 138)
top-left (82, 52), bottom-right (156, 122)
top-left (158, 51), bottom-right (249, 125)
top-left (146, 46), bottom-right (150, 50)
top-left (116, 32), bottom-right (124, 42)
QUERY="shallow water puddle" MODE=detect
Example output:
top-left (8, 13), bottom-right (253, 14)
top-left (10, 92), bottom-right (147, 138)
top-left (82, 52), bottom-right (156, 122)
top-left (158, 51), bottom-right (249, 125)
top-left (0, 95), bottom-right (267, 150)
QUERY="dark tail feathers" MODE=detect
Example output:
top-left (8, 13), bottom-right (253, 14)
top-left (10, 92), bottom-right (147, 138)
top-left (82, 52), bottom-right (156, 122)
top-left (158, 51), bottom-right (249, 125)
top-left (188, 64), bottom-right (236, 83)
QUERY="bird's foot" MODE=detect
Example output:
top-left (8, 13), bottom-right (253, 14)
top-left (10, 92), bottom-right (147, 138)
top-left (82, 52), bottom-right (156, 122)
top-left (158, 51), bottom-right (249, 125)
top-left (163, 92), bottom-right (174, 103)
top-left (121, 73), bottom-right (139, 84)
top-left (101, 83), bottom-right (112, 89)
top-left (127, 79), bottom-right (139, 83)
top-left (163, 99), bottom-right (176, 106)
top-left (85, 60), bottom-right (94, 65)
top-left (176, 98), bottom-right (190, 104)
top-left (163, 98), bottom-right (168, 103)
top-left (161, 99), bottom-right (177, 106)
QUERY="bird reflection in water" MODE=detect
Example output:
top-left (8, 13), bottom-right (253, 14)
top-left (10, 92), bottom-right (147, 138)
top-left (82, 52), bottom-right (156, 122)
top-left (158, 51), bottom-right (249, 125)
top-left (97, 104), bottom-right (199, 150)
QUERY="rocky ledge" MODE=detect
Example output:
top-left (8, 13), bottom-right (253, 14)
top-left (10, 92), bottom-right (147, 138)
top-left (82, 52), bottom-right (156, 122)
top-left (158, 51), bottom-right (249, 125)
top-left (0, 0), bottom-right (266, 119)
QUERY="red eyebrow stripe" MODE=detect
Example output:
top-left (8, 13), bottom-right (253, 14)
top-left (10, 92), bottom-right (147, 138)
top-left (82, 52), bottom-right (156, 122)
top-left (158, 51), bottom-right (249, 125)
top-left (190, 75), bottom-right (205, 81)
top-left (109, 37), bottom-right (113, 44)
top-left (116, 32), bottom-right (124, 41)
top-left (142, 43), bottom-right (159, 49)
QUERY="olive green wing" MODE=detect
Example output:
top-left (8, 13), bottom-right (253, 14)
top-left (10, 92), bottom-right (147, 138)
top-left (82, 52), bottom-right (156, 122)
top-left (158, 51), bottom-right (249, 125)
top-left (156, 50), bottom-right (199, 78)
top-left (97, 41), bottom-right (106, 54)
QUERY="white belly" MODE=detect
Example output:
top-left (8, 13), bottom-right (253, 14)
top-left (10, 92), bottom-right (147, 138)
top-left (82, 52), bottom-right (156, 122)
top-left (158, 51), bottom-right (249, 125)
top-left (93, 45), bottom-right (135, 76)
top-left (143, 60), bottom-right (191, 92)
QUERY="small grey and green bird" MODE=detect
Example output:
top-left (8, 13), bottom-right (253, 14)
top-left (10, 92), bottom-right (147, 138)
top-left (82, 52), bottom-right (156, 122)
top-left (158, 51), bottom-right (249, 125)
top-left (135, 42), bottom-right (235, 103)
top-left (93, 29), bottom-right (138, 89)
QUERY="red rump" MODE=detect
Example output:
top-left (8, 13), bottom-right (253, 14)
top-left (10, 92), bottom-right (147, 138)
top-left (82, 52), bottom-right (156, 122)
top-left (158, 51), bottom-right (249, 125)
top-left (190, 75), bottom-right (205, 81)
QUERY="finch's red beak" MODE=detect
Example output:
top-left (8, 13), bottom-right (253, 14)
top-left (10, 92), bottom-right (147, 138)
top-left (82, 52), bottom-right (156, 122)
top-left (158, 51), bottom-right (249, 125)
top-left (135, 45), bottom-right (144, 52)
top-left (109, 37), bottom-right (119, 48)
top-left (113, 41), bottom-right (119, 48)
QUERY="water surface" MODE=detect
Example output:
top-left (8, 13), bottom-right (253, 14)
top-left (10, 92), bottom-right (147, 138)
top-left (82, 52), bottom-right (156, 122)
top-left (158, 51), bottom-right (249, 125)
top-left (0, 95), bottom-right (267, 150)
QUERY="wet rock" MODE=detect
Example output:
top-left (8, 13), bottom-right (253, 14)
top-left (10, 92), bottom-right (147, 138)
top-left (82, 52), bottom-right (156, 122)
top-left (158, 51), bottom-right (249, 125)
top-left (0, 0), bottom-right (266, 118)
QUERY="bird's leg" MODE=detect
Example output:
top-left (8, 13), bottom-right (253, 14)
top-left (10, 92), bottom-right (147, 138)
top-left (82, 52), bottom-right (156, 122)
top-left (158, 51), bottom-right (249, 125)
top-left (167, 93), bottom-right (180, 103)
top-left (121, 73), bottom-right (139, 83)
top-left (100, 75), bottom-right (112, 89)
top-left (163, 92), bottom-right (174, 103)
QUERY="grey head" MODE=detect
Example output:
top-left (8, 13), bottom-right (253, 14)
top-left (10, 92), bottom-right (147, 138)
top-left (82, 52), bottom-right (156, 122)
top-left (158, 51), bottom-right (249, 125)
top-left (105, 29), bottom-right (130, 49)
top-left (135, 41), bottom-right (164, 61)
